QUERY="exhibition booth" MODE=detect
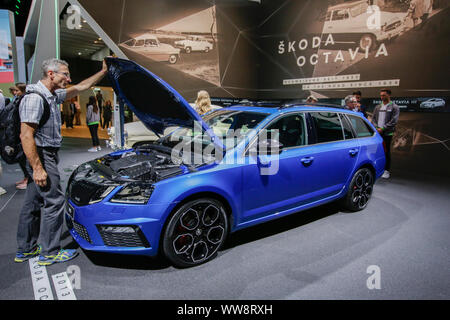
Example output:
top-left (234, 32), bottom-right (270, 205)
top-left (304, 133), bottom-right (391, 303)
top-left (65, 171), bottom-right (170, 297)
top-left (0, 0), bottom-right (448, 302)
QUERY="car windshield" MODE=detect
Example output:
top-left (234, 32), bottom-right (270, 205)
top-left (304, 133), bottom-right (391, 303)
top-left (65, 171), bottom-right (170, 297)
top-left (157, 110), bottom-right (269, 151)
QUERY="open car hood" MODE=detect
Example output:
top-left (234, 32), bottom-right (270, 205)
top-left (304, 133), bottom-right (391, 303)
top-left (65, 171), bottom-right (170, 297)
top-left (105, 58), bottom-right (224, 149)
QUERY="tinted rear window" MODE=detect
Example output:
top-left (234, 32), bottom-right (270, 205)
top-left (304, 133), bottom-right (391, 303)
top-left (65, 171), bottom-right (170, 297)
top-left (346, 114), bottom-right (374, 137)
top-left (339, 114), bottom-right (355, 139)
top-left (310, 112), bottom-right (344, 143)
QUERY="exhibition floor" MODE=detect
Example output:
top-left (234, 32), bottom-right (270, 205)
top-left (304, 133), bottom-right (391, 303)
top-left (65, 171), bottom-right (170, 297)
top-left (0, 137), bottom-right (449, 300)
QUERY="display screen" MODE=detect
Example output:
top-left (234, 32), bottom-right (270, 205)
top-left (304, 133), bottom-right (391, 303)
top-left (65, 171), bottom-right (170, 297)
top-left (0, 9), bottom-right (14, 84)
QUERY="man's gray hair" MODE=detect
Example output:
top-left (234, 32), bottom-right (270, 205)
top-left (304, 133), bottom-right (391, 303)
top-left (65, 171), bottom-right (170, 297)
top-left (344, 95), bottom-right (356, 105)
top-left (42, 58), bottom-right (69, 78)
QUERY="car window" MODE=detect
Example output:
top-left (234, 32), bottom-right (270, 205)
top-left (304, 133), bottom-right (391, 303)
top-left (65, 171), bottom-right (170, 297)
top-left (346, 114), bottom-right (374, 138)
top-left (332, 9), bottom-right (349, 20)
top-left (124, 39), bottom-right (136, 47)
top-left (163, 110), bottom-right (269, 150)
top-left (266, 113), bottom-right (306, 148)
top-left (339, 114), bottom-right (354, 139)
top-left (350, 3), bottom-right (367, 17)
top-left (145, 39), bottom-right (158, 46)
top-left (310, 112), bottom-right (344, 143)
top-left (135, 40), bottom-right (145, 47)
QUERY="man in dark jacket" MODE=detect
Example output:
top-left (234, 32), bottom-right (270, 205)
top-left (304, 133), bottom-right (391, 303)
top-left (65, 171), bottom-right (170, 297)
top-left (371, 88), bottom-right (400, 179)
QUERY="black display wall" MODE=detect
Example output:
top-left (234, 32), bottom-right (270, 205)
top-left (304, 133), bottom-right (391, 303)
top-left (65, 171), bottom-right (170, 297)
top-left (76, 0), bottom-right (450, 102)
top-left (72, 0), bottom-right (449, 177)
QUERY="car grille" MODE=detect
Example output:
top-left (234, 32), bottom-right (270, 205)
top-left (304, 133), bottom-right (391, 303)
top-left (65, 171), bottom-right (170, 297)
top-left (97, 225), bottom-right (150, 248)
top-left (73, 221), bottom-right (92, 244)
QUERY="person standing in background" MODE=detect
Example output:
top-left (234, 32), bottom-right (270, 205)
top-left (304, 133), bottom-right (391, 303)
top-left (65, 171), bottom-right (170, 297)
top-left (62, 99), bottom-right (74, 129)
top-left (0, 161), bottom-right (6, 196)
top-left (102, 100), bottom-right (113, 129)
top-left (371, 88), bottom-right (400, 179)
top-left (306, 95), bottom-right (318, 103)
top-left (352, 90), bottom-right (367, 118)
top-left (13, 83), bottom-right (31, 190)
top-left (73, 96), bottom-right (81, 125)
top-left (86, 96), bottom-right (101, 152)
top-left (344, 95), bottom-right (359, 112)
top-left (95, 90), bottom-right (104, 127)
top-left (194, 90), bottom-right (212, 115)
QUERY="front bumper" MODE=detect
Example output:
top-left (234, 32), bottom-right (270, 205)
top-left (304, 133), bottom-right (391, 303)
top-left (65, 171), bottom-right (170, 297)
top-left (65, 199), bottom-right (169, 256)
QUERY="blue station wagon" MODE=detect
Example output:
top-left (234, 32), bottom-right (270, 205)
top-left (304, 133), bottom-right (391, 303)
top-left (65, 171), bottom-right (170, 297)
top-left (65, 58), bottom-right (386, 267)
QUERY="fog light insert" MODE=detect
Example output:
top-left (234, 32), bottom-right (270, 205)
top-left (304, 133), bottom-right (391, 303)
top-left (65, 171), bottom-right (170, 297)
top-left (97, 225), bottom-right (150, 248)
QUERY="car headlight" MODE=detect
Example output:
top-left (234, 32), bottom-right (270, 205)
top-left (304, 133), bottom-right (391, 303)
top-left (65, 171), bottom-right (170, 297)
top-left (89, 185), bottom-right (117, 204)
top-left (110, 183), bottom-right (154, 204)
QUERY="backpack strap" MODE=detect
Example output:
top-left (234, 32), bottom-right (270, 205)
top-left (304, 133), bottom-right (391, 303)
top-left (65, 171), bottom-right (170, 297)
top-left (20, 91), bottom-right (51, 128)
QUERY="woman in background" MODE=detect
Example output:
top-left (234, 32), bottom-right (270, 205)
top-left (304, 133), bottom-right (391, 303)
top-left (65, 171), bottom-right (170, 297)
top-left (86, 96), bottom-right (101, 152)
top-left (194, 90), bottom-right (212, 115)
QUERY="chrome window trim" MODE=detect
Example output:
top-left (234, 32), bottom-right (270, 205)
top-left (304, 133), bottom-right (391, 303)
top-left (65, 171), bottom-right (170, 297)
top-left (242, 111), bottom-right (308, 156)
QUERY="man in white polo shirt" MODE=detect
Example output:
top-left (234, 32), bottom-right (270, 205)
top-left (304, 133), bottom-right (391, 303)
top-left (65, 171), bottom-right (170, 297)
top-left (371, 88), bottom-right (400, 179)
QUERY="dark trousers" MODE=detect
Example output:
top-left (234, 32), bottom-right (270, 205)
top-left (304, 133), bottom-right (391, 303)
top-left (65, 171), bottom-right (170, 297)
top-left (65, 114), bottom-right (73, 128)
top-left (382, 134), bottom-right (393, 171)
top-left (16, 148), bottom-right (65, 256)
top-left (88, 123), bottom-right (99, 146)
top-left (18, 156), bottom-right (31, 180)
top-left (102, 117), bottom-right (111, 129)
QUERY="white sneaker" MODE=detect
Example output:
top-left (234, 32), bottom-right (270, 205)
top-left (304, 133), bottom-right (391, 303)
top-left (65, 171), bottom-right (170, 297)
top-left (0, 186), bottom-right (7, 196)
top-left (382, 170), bottom-right (390, 179)
top-left (88, 147), bottom-right (98, 152)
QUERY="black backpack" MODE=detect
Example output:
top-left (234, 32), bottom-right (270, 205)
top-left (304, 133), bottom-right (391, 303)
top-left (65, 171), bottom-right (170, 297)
top-left (0, 92), bottom-right (50, 164)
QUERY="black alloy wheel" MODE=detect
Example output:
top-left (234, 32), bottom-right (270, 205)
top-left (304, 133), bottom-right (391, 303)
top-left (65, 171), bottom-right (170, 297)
top-left (163, 198), bottom-right (228, 267)
top-left (343, 168), bottom-right (374, 211)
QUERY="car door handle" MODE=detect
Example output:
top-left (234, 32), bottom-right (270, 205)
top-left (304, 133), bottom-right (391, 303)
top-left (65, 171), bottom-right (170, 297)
top-left (301, 156), bottom-right (314, 166)
top-left (349, 149), bottom-right (359, 157)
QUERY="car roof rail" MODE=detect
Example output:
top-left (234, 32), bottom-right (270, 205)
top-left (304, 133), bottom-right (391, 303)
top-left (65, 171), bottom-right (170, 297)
top-left (280, 102), bottom-right (345, 109)
top-left (230, 100), bottom-right (346, 110)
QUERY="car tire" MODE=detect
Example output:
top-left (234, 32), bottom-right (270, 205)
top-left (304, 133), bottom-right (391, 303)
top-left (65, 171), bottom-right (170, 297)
top-left (204, 47), bottom-right (209, 53)
top-left (185, 47), bottom-right (191, 54)
top-left (162, 198), bottom-right (229, 268)
top-left (168, 54), bottom-right (178, 64)
top-left (342, 168), bottom-right (374, 212)
top-left (359, 34), bottom-right (377, 51)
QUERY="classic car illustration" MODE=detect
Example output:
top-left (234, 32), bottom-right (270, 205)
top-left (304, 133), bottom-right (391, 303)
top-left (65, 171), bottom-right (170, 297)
top-left (323, 0), bottom-right (407, 50)
top-left (174, 35), bottom-right (213, 53)
top-left (66, 58), bottom-right (386, 268)
top-left (120, 34), bottom-right (180, 64)
top-left (420, 98), bottom-right (446, 109)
